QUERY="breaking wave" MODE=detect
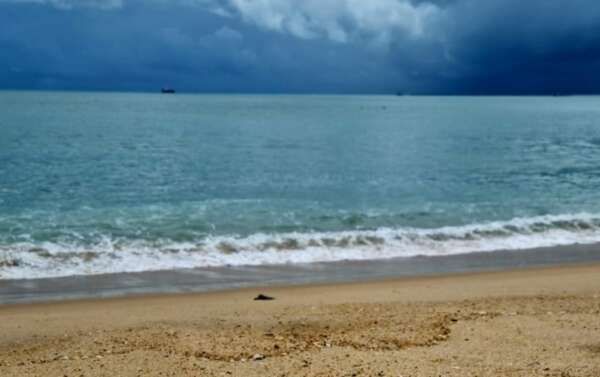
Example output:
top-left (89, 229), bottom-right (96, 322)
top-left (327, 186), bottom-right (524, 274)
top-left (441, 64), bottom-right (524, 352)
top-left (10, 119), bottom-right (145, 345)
top-left (2, 213), bottom-right (600, 280)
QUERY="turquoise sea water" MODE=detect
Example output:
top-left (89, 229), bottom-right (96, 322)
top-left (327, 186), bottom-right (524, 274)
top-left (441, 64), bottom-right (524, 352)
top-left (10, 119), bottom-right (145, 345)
top-left (2, 92), bottom-right (600, 279)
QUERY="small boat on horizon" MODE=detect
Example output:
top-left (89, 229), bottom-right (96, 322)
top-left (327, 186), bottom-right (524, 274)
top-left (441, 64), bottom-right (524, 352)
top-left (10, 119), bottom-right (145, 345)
top-left (161, 88), bottom-right (176, 94)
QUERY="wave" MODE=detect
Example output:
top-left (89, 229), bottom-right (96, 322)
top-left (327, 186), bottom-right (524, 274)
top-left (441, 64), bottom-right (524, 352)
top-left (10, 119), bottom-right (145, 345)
top-left (2, 213), bottom-right (600, 280)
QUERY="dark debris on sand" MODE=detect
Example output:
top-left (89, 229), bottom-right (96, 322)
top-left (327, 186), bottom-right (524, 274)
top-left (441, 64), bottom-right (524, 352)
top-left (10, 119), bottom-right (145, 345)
top-left (254, 294), bottom-right (275, 301)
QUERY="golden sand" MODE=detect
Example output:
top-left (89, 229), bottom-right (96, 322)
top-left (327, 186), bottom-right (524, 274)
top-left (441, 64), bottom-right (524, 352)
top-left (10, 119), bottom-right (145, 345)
top-left (2, 264), bottom-right (600, 376)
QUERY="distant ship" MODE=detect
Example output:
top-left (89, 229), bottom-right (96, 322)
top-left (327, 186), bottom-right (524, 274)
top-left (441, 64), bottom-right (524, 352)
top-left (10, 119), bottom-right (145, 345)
top-left (161, 88), bottom-right (176, 94)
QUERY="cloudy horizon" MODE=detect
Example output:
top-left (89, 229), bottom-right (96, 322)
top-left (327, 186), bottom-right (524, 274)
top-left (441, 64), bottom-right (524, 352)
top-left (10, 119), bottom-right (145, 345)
top-left (1, 0), bottom-right (600, 94)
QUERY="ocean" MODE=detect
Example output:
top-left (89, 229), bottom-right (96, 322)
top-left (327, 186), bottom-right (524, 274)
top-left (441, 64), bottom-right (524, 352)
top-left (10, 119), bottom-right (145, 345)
top-left (2, 91), bottom-right (600, 282)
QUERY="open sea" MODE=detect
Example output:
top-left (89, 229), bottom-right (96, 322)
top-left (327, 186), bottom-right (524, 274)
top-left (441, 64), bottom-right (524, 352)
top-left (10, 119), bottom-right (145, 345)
top-left (2, 92), bottom-right (600, 282)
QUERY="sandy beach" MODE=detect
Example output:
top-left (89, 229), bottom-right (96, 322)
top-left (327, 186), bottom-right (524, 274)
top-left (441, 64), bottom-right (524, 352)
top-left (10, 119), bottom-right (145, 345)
top-left (1, 264), bottom-right (600, 376)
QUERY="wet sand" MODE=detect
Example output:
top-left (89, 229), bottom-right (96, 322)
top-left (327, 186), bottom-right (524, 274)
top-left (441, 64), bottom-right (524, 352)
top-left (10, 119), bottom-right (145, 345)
top-left (2, 263), bottom-right (600, 376)
top-left (5, 243), bottom-right (600, 305)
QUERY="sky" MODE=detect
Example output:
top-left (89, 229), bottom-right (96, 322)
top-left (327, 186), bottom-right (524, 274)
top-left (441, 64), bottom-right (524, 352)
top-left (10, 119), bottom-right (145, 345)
top-left (1, 0), bottom-right (600, 94)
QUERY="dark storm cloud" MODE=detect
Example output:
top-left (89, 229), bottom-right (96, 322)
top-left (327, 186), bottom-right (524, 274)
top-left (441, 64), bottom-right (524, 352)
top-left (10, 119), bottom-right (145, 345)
top-left (0, 0), bottom-right (599, 93)
top-left (428, 0), bottom-right (600, 94)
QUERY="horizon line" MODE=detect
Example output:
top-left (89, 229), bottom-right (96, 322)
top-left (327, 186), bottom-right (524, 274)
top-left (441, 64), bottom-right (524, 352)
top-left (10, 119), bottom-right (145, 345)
top-left (0, 88), bottom-right (598, 97)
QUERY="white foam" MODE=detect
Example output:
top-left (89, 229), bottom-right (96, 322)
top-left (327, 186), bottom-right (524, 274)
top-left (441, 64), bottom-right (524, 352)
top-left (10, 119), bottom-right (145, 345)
top-left (2, 213), bottom-right (600, 280)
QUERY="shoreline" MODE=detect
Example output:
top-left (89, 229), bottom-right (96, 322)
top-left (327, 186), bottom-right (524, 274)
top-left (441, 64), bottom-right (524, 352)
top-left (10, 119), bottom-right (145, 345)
top-left (2, 263), bottom-right (600, 376)
top-left (3, 241), bottom-right (600, 305)
top-left (2, 260), bottom-right (600, 308)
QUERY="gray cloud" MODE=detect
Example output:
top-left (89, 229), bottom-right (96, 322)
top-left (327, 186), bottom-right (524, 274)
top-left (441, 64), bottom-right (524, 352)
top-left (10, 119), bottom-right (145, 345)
top-left (224, 0), bottom-right (440, 44)
top-left (1, 0), bottom-right (441, 44)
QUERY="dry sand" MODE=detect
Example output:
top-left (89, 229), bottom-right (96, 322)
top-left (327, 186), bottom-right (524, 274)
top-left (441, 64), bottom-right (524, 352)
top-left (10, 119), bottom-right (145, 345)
top-left (2, 264), bottom-right (600, 376)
